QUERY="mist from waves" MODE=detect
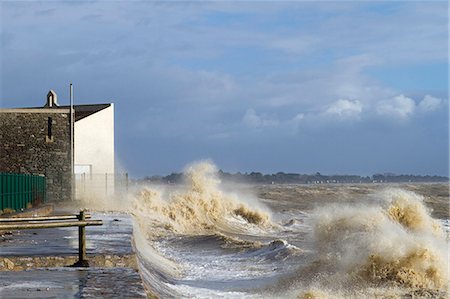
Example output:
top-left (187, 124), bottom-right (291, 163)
top-left (293, 188), bottom-right (448, 299)
top-left (130, 162), bottom-right (449, 298)
top-left (132, 161), bottom-right (271, 236)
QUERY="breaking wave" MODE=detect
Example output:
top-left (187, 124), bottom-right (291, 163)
top-left (242, 239), bottom-right (301, 261)
top-left (129, 162), bottom-right (448, 298)
top-left (293, 188), bottom-right (448, 297)
top-left (132, 161), bottom-right (271, 235)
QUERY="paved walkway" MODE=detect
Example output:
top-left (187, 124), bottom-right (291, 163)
top-left (0, 212), bottom-right (147, 298)
top-left (0, 267), bottom-right (146, 298)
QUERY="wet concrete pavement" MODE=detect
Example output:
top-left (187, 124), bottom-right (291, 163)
top-left (1, 213), bottom-right (134, 256)
top-left (0, 267), bottom-right (146, 298)
top-left (0, 212), bottom-right (147, 298)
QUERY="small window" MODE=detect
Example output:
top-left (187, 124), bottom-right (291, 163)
top-left (46, 117), bottom-right (54, 143)
top-left (48, 117), bottom-right (52, 138)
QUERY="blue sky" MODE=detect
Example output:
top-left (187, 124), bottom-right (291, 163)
top-left (1, 1), bottom-right (448, 177)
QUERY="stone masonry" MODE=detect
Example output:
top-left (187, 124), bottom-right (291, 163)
top-left (0, 109), bottom-right (72, 201)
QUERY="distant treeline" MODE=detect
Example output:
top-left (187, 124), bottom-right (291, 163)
top-left (138, 171), bottom-right (449, 184)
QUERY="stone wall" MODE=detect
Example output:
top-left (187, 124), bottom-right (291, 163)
top-left (0, 109), bottom-right (72, 201)
top-left (0, 254), bottom-right (138, 271)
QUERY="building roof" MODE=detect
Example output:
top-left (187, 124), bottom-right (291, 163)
top-left (1, 91), bottom-right (112, 121)
top-left (6, 103), bottom-right (112, 121)
top-left (58, 104), bottom-right (111, 121)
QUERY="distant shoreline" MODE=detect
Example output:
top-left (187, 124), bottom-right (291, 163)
top-left (136, 171), bottom-right (449, 185)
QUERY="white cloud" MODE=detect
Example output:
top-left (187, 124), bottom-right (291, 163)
top-left (325, 99), bottom-right (362, 119)
top-left (376, 94), bottom-right (415, 119)
top-left (290, 113), bottom-right (305, 123)
top-left (285, 113), bottom-right (305, 133)
top-left (418, 95), bottom-right (442, 112)
top-left (242, 108), bottom-right (279, 128)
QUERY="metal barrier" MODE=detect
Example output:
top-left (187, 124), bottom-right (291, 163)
top-left (0, 211), bottom-right (102, 267)
top-left (0, 173), bottom-right (47, 213)
top-left (75, 173), bottom-right (128, 201)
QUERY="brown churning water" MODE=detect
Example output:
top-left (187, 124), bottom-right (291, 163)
top-left (132, 161), bottom-right (270, 235)
top-left (130, 161), bottom-right (449, 298)
top-left (296, 189), bottom-right (448, 298)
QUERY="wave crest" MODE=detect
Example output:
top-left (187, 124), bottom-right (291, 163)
top-left (132, 161), bottom-right (270, 234)
top-left (310, 188), bottom-right (447, 290)
top-left (384, 189), bottom-right (442, 235)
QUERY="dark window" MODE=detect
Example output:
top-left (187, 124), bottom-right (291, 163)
top-left (47, 117), bottom-right (52, 139)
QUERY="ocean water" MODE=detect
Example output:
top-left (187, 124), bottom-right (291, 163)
top-left (131, 162), bottom-right (449, 298)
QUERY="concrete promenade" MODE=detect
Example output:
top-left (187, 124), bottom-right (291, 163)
top-left (0, 208), bottom-right (147, 298)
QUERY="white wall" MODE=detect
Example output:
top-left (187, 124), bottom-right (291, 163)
top-left (74, 104), bottom-right (114, 174)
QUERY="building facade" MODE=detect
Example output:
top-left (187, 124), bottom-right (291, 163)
top-left (73, 104), bottom-right (114, 175)
top-left (72, 104), bottom-right (115, 202)
top-left (0, 90), bottom-right (114, 202)
top-left (0, 107), bottom-right (72, 201)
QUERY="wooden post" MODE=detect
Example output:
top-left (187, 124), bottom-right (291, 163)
top-left (82, 173), bottom-right (86, 196)
top-left (0, 214), bottom-right (92, 222)
top-left (0, 219), bottom-right (101, 229)
top-left (77, 210), bottom-right (88, 267)
top-left (0, 212), bottom-right (102, 268)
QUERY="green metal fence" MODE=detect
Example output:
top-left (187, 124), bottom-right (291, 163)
top-left (0, 173), bottom-right (47, 213)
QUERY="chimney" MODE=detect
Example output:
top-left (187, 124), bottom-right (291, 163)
top-left (45, 90), bottom-right (58, 107)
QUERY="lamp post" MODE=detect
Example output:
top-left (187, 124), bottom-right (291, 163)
top-left (70, 83), bottom-right (75, 201)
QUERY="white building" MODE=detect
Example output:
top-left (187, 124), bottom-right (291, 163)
top-left (73, 103), bottom-right (114, 175)
top-left (45, 90), bottom-right (116, 201)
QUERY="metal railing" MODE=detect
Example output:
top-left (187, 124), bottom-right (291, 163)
top-left (0, 173), bottom-right (46, 213)
top-left (75, 173), bottom-right (128, 201)
top-left (0, 211), bottom-right (102, 267)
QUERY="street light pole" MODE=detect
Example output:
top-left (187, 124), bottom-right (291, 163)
top-left (70, 83), bottom-right (75, 201)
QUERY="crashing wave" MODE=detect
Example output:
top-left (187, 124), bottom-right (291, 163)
top-left (307, 188), bottom-right (448, 291)
top-left (132, 161), bottom-right (271, 235)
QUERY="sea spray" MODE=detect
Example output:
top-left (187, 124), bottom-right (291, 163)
top-left (382, 188), bottom-right (443, 236)
top-left (297, 188), bottom-right (448, 295)
top-left (132, 161), bottom-right (271, 235)
top-left (130, 161), bottom-right (277, 298)
top-left (130, 173), bottom-right (448, 298)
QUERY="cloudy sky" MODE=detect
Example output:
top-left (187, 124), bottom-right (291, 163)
top-left (1, 1), bottom-right (448, 177)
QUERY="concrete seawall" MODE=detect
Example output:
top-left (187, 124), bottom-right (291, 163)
top-left (0, 254), bottom-right (138, 271)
